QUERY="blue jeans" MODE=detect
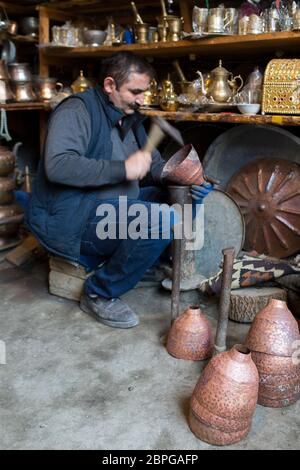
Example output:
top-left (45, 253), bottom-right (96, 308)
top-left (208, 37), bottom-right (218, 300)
top-left (81, 187), bottom-right (178, 299)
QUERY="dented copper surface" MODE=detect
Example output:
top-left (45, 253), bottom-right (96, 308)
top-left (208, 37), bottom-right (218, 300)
top-left (189, 344), bottom-right (259, 445)
top-left (245, 299), bottom-right (300, 357)
top-left (161, 144), bottom-right (205, 186)
top-left (245, 299), bottom-right (300, 408)
top-left (166, 305), bottom-right (213, 360)
top-left (227, 158), bottom-right (300, 258)
top-left (251, 351), bottom-right (300, 407)
top-left (0, 146), bottom-right (15, 176)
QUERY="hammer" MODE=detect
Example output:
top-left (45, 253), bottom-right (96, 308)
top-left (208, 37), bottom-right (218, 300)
top-left (144, 116), bottom-right (184, 153)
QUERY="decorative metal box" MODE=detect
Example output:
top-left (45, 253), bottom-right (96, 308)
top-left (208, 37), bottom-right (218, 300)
top-left (262, 59), bottom-right (300, 115)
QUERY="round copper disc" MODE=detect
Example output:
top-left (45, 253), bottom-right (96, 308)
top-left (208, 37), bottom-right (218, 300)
top-left (227, 159), bottom-right (300, 258)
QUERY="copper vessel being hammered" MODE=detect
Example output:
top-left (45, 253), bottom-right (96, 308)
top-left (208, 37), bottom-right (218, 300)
top-left (166, 305), bottom-right (213, 360)
top-left (245, 299), bottom-right (300, 407)
top-left (189, 344), bottom-right (259, 446)
top-left (161, 144), bottom-right (205, 186)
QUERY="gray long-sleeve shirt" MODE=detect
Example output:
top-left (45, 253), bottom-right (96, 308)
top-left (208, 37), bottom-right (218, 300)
top-left (44, 97), bottom-right (165, 199)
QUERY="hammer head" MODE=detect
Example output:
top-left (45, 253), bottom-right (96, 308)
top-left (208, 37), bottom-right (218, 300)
top-left (152, 116), bottom-right (184, 147)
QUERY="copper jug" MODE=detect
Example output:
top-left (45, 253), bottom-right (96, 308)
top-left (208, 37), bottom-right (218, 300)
top-left (189, 344), bottom-right (259, 445)
top-left (166, 305), bottom-right (213, 360)
top-left (35, 77), bottom-right (63, 101)
top-left (245, 299), bottom-right (300, 408)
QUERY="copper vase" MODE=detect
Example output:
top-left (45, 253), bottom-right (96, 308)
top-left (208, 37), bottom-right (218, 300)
top-left (166, 305), bottom-right (213, 360)
top-left (245, 299), bottom-right (300, 408)
top-left (161, 144), bottom-right (205, 185)
top-left (189, 344), bottom-right (259, 446)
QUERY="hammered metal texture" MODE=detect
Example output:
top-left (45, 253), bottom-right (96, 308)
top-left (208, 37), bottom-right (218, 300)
top-left (161, 144), bottom-right (205, 185)
top-left (262, 59), bottom-right (300, 115)
top-left (189, 345), bottom-right (259, 445)
top-left (245, 299), bottom-right (300, 408)
top-left (166, 306), bottom-right (213, 360)
top-left (245, 299), bottom-right (300, 357)
top-left (227, 158), bottom-right (300, 258)
top-left (251, 352), bottom-right (300, 408)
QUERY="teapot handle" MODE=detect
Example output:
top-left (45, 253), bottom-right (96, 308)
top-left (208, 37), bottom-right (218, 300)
top-left (234, 75), bottom-right (244, 93)
top-left (56, 82), bottom-right (64, 93)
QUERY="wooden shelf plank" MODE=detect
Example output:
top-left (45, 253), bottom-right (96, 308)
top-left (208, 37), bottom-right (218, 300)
top-left (41, 32), bottom-right (300, 59)
top-left (0, 102), bottom-right (50, 111)
top-left (140, 109), bottom-right (300, 126)
top-left (10, 34), bottom-right (38, 43)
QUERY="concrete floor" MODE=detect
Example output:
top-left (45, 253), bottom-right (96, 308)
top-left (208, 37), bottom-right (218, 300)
top-left (0, 255), bottom-right (299, 450)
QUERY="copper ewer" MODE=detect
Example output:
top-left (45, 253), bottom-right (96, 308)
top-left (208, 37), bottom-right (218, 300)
top-left (166, 305), bottom-right (213, 360)
top-left (189, 344), bottom-right (259, 445)
top-left (161, 144), bottom-right (205, 185)
top-left (245, 299), bottom-right (300, 408)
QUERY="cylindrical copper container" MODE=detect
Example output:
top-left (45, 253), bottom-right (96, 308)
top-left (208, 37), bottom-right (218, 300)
top-left (161, 144), bottom-right (205, 186)
top-left (245, 299), bottom-right (300, 407)
top-left (189, 344), bottom-right (259, 445)
top-left (166, 305), bottom-right (213, 360)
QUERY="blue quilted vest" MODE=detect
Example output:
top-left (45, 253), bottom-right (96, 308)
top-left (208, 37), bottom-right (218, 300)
top-left (26, 87), bottom-right (148, 262)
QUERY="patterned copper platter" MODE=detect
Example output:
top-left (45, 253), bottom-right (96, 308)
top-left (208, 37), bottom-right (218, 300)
top-left (227, 159), bottom-right (300, 258)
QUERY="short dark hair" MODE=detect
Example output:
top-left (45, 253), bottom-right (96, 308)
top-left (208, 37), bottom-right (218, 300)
top-left (100, 52), bottom-right (155, 89)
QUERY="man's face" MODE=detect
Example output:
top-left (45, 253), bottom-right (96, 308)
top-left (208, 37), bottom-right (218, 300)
top-left (104, 72), bottom-right (150, 115)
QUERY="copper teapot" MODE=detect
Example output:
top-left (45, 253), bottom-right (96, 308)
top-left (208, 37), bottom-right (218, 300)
top-left (199, 60), bottom-right (243, 103)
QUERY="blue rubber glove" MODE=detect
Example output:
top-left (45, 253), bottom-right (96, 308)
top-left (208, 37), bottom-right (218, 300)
top-left (190, 181), bottom-right (214, 204)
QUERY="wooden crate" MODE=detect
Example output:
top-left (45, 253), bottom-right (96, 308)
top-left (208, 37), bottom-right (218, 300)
top-left (49, 256), bottom-right (92, 301)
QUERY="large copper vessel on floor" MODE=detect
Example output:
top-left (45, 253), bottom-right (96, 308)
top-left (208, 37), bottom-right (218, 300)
top-left (245, 299), bottom-right (300, 407)
top-left (0, 143), bottom-right (23, 250)
top-left (189, 344), bottom-right (259, 445)
top-left (166, 305), bottom-right (213, 360)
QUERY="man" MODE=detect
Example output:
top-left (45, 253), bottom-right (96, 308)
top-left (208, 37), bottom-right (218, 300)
top-left (27, 52), bottom-right (212, 329)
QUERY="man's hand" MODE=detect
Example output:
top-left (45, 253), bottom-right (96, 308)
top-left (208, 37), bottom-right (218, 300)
top-left (125, 150), bottom-right (152, 181)
top-left (190, 181), bottom-right (214, 204)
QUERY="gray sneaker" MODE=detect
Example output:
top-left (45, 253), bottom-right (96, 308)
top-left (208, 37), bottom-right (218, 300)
top-left (80, 293), bottom-right (139, 329)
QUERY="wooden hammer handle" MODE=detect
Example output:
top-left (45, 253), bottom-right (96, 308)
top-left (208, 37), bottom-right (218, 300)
top-left (143, 122), bottom-right (165, 154)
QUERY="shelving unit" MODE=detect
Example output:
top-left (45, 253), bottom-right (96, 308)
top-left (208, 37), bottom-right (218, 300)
top-left (141, 109), bottom-right (300, 127)
top-left (0, 102), bottom-right (50, 111)
top-left (30, 0), bottom-right (300, 145)
top-left (40, 31), bottom-right (300, 60)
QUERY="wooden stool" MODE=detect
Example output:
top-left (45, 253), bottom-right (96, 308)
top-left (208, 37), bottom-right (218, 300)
top-left (229, 287), bottom-right (287, 323)
top-left (49, 256), bottom-right (92, 301)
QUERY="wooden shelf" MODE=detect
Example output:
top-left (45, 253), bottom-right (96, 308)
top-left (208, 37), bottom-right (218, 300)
top-left (0, 102), bottom-right (50, 111)
top-left (12, 34), bottom-right (38, 44)
top-left (140, 109), bottom-right (300, 126)
top-left (41, 32), bottom-right (300, 59)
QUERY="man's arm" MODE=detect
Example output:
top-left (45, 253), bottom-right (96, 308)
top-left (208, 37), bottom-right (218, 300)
top-left (44, 98), bottom-right (126, 188)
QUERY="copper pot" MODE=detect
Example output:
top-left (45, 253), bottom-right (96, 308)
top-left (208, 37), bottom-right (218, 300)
top-left (245, 299), bottom-right (300, 357)
top-left (0, 146), bottom-right (15, 176)
top-left (0, 204), bottom-right (23, 237)
top-left (0, 177), bottom-right (15, 204)
top-left (12, 81), bottom-right (36, 102)
top-left (189, 344), bottom-right (259, 445)
top-left (161, 144), bottom-right (205, 185)
top-left (245, 299), bottom-right (300, 407)
top-left (166, 305), bottom-right (213, 360)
